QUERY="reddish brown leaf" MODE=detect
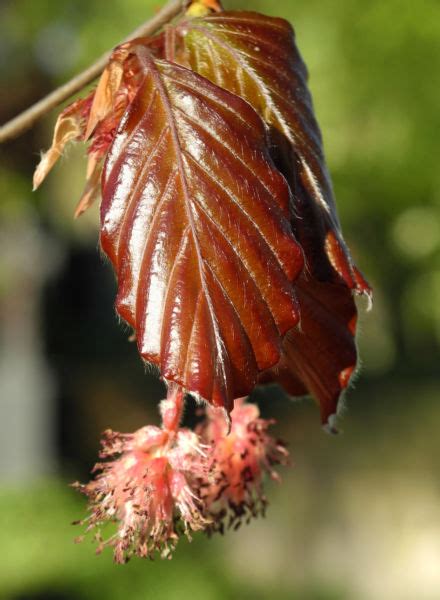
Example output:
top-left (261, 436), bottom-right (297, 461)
top-left (178, 11), bottom-right (371, 425)
top-left (178, 11), bottom-right (370, 296)
top-left (33, 94), bottom-right (94, 191)
top-left (34, 9), bottom-right (371, 426)
top-left (260, 275), bottom-right (358, 429)
top-left (34, 36), bottom-right (165, 216)
top-left (100, 47), bottom-right (304, 411)
top-left (280, 180), bottom-right (362, 425)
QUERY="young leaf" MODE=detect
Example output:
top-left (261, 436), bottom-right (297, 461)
top-left (100, 46), bottom-right (304, 411)
top-left (177, 11), bottom-right (370, 296)
top-left (282, 181), bottom-right (362, 426)
top-left (33, 94), bottom-right (94, 191)
top-left (178, 10), bottom-right (371, 424)
top-left (260, 276), bottom-right (358, 428)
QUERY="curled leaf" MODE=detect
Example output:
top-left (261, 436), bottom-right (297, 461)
top-left (260, 275), bottom-right (358, 427)
top-left (85, 58), bottom-right (126, 140)
top-left (74, 155), bottom-right (102, 218)
top-left (280, 179), bottom-right (363, 425)
top-left (35, 37), bottom-right (160, 216)
top-left (33, 94), bottom-right (93, 190)
top-left (178, 11), bottom-right (371, 424)
top-left (178, 11), bottom-right (370, 296)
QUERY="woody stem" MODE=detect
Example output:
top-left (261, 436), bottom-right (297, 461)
top-left (0, 0), bottom-right (185, 144)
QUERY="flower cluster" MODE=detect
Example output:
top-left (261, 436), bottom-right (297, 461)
top-left (196, 399), bottom-right (289, 534)
top-left (73, 389), bottom-right (288, 562)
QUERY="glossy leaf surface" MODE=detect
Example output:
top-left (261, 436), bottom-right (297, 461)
top-left (179, 11), bottom-right (371, 424)
top-left (179, 11), bottom-right (370, 295)
top-left (100, 48), bottom-right (304, 411)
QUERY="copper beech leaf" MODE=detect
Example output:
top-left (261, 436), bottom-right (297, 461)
top-left (269, 180), bottom-right (361, 427)
top-left (178, 11), bottom-right (371, 425)
top-left (260, 275), bottom-right (358, 428)
top-left (178, 11), bottom-right (370, 295)
top-left (100, 47), bottom-right (304, 412)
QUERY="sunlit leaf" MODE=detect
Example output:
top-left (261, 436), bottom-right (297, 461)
top-left (33, 94), bottom-right (93, 190)
top-left (178, 11), bottom-right (371, 424)
top-left (178, 11), bottom-right (370, 296)
top-left (34, 8), bottom-right (372, 425)
top-left (100, 47), bottom-right (304, 411)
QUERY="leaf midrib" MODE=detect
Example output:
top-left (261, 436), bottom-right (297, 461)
top-left (137, 49), bottom-right (228, 388)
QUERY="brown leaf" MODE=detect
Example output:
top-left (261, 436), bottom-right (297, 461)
top-left (100, 47), bottom-right (304, 411)
top-left (85, 58), bottom-right (126, 140)
top-left (74, 155), bottom-right (102, 218)
top-left (178, 11), bottom-right (371, 424)
top-left (260, 275), bottom-right (358, 428)
top-left (283, 180), bottom-right (363, 425)
top-left (178, 11), bottom-right (371, 296)
top-left (33, 94), bottom-right (94, 190)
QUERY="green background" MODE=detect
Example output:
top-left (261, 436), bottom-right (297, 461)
top-left (0, 1), bottom-right (439, 598)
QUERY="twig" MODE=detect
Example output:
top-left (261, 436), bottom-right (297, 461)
top-left (0, 0), bottom-right (185, 144)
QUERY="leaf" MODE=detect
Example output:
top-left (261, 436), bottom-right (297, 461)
top-left (178, 11), bottom-right (371, 296)
top-left (34, 38), bottom-right (163, 218)
top-left (178, 10), bottom-right (371, 425)
top-left (283, 179), bottom-right (363, 426)
top-left (100, 47), bottom-right (304, 411)
top-left (74, 155), bottom-right (102, 218)
top-left (33, 94), bottom-right (94, 191)
top-left (186, 0), bottom-right (222, 18)
top-left (260, 275), bottom-right (358, 428)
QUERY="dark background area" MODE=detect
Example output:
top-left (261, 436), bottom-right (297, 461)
top-left (1, 1), bottom-right (439, 598)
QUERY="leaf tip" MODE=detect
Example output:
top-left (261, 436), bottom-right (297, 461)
top-left (323, 413), bottom-right (340, 436)
top-left (33, 150), bottom-right (56, 191)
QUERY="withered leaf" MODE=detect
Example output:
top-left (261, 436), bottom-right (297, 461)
top-left (33, 94), bottom-right (94, 191)
top-left (100, 47), bottom-right (304, 411)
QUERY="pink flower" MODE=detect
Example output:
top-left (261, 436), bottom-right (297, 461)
top-left (73, 391), bottom-right (210, 562)
top-left (196, 399), bottom-right (289, 533)
top-left (73, 390), bottom-right (289, 560)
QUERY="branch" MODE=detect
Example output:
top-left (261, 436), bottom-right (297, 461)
top-left (0, 0), bottom-right (185, 144)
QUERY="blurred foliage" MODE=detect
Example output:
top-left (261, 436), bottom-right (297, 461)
top-left (0, 0), bottom-right (439, 598)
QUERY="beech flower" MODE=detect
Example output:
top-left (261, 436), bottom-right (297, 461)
top-left (197, 399), bottom-right (289, 533)
top-left (73, 391), bottom-right (288, 560)
top-left (73, 391), bottom-right (210, 563)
